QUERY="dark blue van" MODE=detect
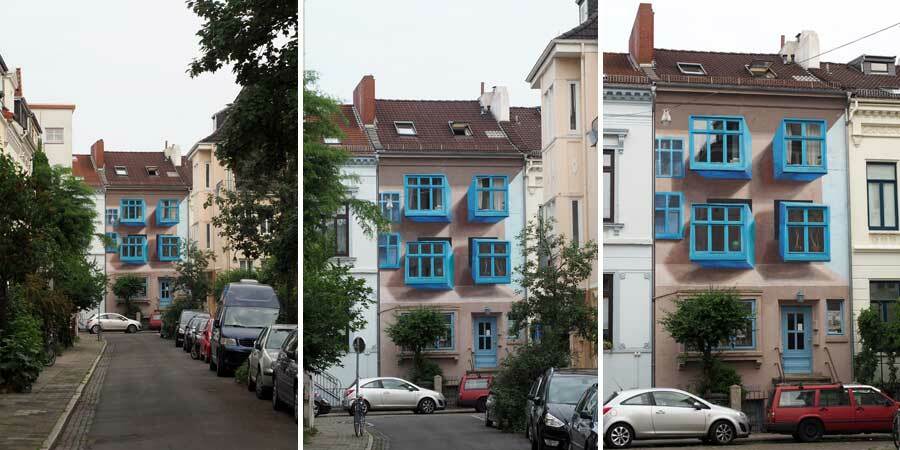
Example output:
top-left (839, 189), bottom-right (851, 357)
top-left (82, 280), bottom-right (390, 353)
top-left (209, 279), bottom-right (280, 376)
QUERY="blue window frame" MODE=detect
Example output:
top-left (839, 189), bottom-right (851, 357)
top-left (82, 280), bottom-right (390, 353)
top-left (404, 174), bottom-right (451, 222)
top-left (868, 163), bottom-right (898, 231)
top-left (378, 233), bottom-right (401, 269)
top-left (468, 175), bottom-right (509, 222)
top-left (719, 300), bottom-right (756, 350)
top-left (157, 235), bottom-right (180, 262)
top-left (106, 208), bottom-right (119, 225)
top-left (689, 116), bottom-right (752, 179)
top-left (159, 278), bottom-right (173, 309)
top-left (779, 202), bottom-right (830, 262)
top-left (105, 232), bottom-right (118, 253)
top-left (655, 192), bottom-right (684, 239)
top-left (471, 239), bottom-right (511, 284)
top-left (656, 138), bottom-right (685, 178)
top-left (690, 203), bottom-right (755, 269)
top-left (425, 312), bottom-right (455, 350)
top-left (156, 199), bottom-right (179, 226)
top-left (405, 240), bottom-right (453, 289)
top-left (119, 198), bottom-right (145, 226)
top-left (774, 119), bottom-right (827, 181)
top-left (379, 192), bottom-right (401, 223)
top-left (120, 235), bottom-right (147, 264)
top-left (826, 299), bottom-right (844, 335)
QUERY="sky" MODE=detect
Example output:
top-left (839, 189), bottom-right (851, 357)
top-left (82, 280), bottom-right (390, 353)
top-left (304, 0), bottom-right (579, 107)
top-left (603, 1), bottom-right (900, 63)
top-left (2, 0), bottom-right (240, 156)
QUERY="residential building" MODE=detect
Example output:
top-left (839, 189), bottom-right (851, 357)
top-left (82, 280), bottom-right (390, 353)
top-left (31, 103), bottom-right (75, 168)
top-left (0, 60), bottom-right (41, 172)
top-left (526, 0), bottom-right (598, 368)
top-left (353, 75), bottom-right (539, 384)
top-left (72, 152), bottom-right (107, 326)
top-left (602, 52), bottom-right (653, 393)
top-left (81, 139), bottom-right (192, 322)
top-left (627, 4), bottom-right (852, 423)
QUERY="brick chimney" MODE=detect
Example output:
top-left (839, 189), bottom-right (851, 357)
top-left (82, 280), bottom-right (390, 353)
top-left (90, 139), bottom-right (105, 169)
top-left (353, 75), bottom-right (375, 126)
top-left (628, 3), bottom-right (654, 67)
top-left (14, 68), bottom-right (22, 97)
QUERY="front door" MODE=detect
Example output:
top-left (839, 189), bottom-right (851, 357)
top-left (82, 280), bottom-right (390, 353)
top-left (473, 316), bottom-right (497, 368)
top-left (782, 306), bottom-right (812, 374)
top-left (159, 278), bottom-right (172, 309)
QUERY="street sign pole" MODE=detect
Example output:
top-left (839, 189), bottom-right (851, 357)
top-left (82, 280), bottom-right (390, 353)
top-left (353, 337), bottom-right (366, 411)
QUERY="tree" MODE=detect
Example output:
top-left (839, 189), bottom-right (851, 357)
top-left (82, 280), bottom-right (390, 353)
top-left (171, 240), bottom-right (215, 309)
top-left (659, 288), bottom-right (748, 394)
top-left (0, 153), bottom-right (36, 329)
top-left (213, 268), bottom-right (258, 300)
top-left (385, 308), bottom-right (448, 385)
top-left (112, 275), bottom-right (146, 318)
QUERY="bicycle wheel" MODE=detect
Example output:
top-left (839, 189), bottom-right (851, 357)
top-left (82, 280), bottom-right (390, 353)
top-left (354, 406), bottom-right (364, 437)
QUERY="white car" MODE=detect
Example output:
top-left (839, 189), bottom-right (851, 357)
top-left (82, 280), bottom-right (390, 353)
top-left (343, 376), bottom-right (446, 414)
top-left (248, 324), bottom-right (297, 399)
top-left (86, 313), bottom-right (142, 334)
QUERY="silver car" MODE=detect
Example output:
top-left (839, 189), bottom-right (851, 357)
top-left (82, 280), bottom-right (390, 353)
top-left (248, 324), bottom-right (297, 399)
top-left (603, 388), bottom-right (750, 448)
top-left (342, 377), bottom-right (446, 414)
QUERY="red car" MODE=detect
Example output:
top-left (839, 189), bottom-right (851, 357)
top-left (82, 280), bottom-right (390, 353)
top-left (198, 318), bottom-right (214, 362)
top-left (767, 383), bottom-right (899, 442)
top-left (458, 373), bottom-right (492, 412)
top-left (148, 312), bottom-right (162, 331)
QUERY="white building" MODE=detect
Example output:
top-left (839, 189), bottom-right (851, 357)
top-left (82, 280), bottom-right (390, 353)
top-left (602, 54), bottom-right (653, 393)
top-left (31, 104), bottom-right (75, 168)
top-left (72, 152), bottom-right (107, 326)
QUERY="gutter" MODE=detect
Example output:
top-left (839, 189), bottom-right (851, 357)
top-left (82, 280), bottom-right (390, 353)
top-left (650, 83), bottom-right (657, 388)
top-left (375, 150), bottom-right (381, 378)
top-left (655, 82), bottom-right (845, 98)
top-left (844, 91), bottom-right (856, 380)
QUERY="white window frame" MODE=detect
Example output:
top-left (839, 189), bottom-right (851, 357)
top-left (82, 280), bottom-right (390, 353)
top-left (677, 62), bottom-right (708, 76)
top-left (114, 166), bottom-right (128, 176)
top-left (394, 121), bottom-right (417, 136)
top-left (45, 127), bottom-right (64, 144)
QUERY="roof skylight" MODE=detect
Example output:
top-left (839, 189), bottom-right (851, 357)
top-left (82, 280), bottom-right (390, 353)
top-left (114, 166), bottom-right (128, 176)
top-left (449, 121), bottom-right (473, 136)
top-left (394, 121), bottom-right (417, 136)
top-left (677, 62), bottom-right (707, 76)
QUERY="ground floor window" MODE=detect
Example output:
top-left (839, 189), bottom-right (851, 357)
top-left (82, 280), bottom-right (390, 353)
top-left (603, 273), bottom-right (613, 343)
top-left (870, 280), bottom-right (900, 321)
top-left (421, 312), bottom-right (454, 351)
top-left (826, 299), bottom-right (844, 335)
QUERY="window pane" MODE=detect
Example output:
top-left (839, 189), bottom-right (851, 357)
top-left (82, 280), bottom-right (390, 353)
top-left (807, 141), bottom-right (822, 166)
top-left (655, 211), bottom-right (666, 234)
top-left (695, 225), bottom-right (709, 251)
top-left (673, 152), bottom-right (684, 176)
top-left (868, 164), bottom-right (896, 180)
top-left (603, 173), bottom-right (611, 219)
top-left (807, 209), bottom-right (824, 223)
top-left (693, 119), bottom-right (707, 130)
top-left (654, 194), bottom-right (665, 208)
top-left (672, 140), bottom-right (683, 150)
top-left (433, 257), bottom-right (444, 276)
top-left (885, 185), bottom-right (897, 228)
top-left (871, 281), bottom-right (900, 301)
top-left (727, 207), bottom-right (741, 221)
top-left (711, 225), bottom-right (725, 251)
top-left (668, 195), bottom-right (680, 208)
top-left (660, 151), bottom-right (671, 175)
top-left (827, 300), bottom-right (843, 334)
top-left (728, 225), bottom-right (742, 252)
top-left (869, 183), bottom-right (883, 227)
top-left (726, 135), bottom-right (741, 163)
top-left (695, 207), bottom-right (708, 221)
top-left (479, 257), bottom-right (491, 277)
top-left (726, 120), bottom-right (740, 131)
top-left (712, 207), bottom-right (725, 221)
top-left (787, 122), bottom-right (802, 136)
top-left (494, 190), bottom-right (505, 210)
top-left (808, 227), bottom-right (825, 253)
top-left (494, 257), bottom-right (506, 276)
top-left (788, 208), bottom-right (804, 222)
top-left (694, 135), bottom-right (708, 163)
top-left (667, 212), bottom-right (680, 234)
top-left (789, 226), bottom-right (805, 252)
top-left (660, 139), bottom-right (671, 150)
top-left (788, 140), bottom-right (803, 165)
top-left (409, 257), bottom-right (419, 277)
top-left (710, 135), bottom-right (724, 163)
top-left (807, 122), bottom-right (823, 137)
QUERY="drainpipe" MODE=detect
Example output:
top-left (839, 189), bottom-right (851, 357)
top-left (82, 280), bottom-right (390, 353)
top-left (375, 152), bottom-right (381, 378)
top-left (650, 83), bottom-right (657, 388)
top-left (844, 91), bottom-right (856, 380)
top-left (580, 42), bottom-right (592, 369)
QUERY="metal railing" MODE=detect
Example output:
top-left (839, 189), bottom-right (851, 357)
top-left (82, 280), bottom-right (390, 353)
top-left (824, 347), bottom-right (840, 383)
top-left (313, 371), bottom-right (343, 408)
top-left (774, 347), bottom-right (785, 384)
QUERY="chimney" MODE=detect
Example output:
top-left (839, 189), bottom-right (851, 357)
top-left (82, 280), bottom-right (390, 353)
top-left (14, 68), bottom-right (22, 97)
top-left (90, 139), bottom-right (105, 169)
top-left (353, 75), bottom-right (375, 126)
top-left (480, 82), bottom-right (485, 95)
top-left (479, 86), bottom-right (510, 122)
top-left (796, 30), bottom-right (821, 69)
top-left (628, 3), bottom-right (654, 67)
top-left (780, 35), bottom-right (785, 49)
top-left (165, 144), bottom-right (182, 167)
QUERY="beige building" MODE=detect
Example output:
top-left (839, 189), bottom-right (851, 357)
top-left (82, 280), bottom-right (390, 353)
top-left (526, 0), bottom-right (598, 368)
top-left (0, 60), bottom-right (41, 172)
top-left (31, 103), bottom-right (75, 168)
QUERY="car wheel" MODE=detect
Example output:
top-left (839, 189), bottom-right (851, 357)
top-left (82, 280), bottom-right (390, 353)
top-left (476, 397), bottom-right (487, 413)
top-left (797, 418), bottom-right (824, 443)
top-left (248, 371), bottom-right (256, 391)
top-left (215, 354), bottom-right (227, 377)
top-left (417, 398), bottom-right (436, 414)
top-left (127, 324), bottom-right (137, 333)
top-left (605, 422), bottom-right (633, 448)
top-left (710, 420), bottom-right (735, 445)
top-left (91, 325), bottom-right (100, 334)
top-left (272, 379), bottom-right (282, 411)
top-left (484, 413), bottom-right (493, 427)
top-left (586, 434), bottom-right (597, 450)
top-left (256, 369), bottom-right (270, 400)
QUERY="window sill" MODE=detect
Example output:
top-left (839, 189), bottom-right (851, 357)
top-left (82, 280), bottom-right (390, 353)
top-left (604, 222), bottom-right (624, 236)
top-left (678, 351), bottom-right (763, 369)
top-left (826, 335), bottom-right (849, 344)
top-left (398, 352), bottom-right (459, 361)
top-left (331, 256), bottom-right (357, 266)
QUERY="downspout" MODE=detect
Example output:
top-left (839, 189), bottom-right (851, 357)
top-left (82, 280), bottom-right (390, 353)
top-left (650, 83), bottom-right (657, 387)
top-left (845, 91), bottom-right (856, 380)
top-left (580, 42), bottom-right (592, 368)
top-left (375, 152), bottom-right (381, 378)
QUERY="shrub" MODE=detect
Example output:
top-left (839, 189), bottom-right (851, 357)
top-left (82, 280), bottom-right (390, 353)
top-left (491, 343), bottom-right (569, 432)
top-left (700, 358), bottom-right (742, 395)
top-left (408, 356), bottom-right (442, 388)
top-left (235, 360), bottom-right (249, 385)
top-left (161, 297), bottom-right (193, 339)
top-left (0, 306), bottom-right (44, 392)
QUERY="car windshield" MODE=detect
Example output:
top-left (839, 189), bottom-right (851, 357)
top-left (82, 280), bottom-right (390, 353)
top-left (223, 307), bottom-right (279, 328)
top-left (547, 375), bottom-right (597, 404)
top-left (266, 329), bottom-right (293, 349)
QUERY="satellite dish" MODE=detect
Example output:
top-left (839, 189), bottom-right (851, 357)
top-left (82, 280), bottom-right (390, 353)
top-left (352, 336), bottom-right (366, 354)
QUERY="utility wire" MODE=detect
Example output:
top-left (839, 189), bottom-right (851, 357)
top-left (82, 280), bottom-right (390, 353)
top-left (795, 21), bottom-right (900, 65)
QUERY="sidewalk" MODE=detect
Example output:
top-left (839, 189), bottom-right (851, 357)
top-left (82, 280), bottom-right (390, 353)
top-left (305, 415), bottom-right (387, 450)
top-left (0, 336), bottom-right (105, 450)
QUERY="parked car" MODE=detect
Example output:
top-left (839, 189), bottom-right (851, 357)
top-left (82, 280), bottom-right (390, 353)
top-left (603, 388), bottom-right (751, 448)
top-left (485, 390), bottom-right (499, 427)
top-left (766, 383), bottom-right (899, 442)
top-left (183, 314), bottom-right (209, 354)
top-left (175, 309), bottom-right (202, 347)
top-left (149, 312), bottom-right (162, 331)
top-left (191, 318), bottom-right (212, 360)
top-left (458, 373), bottom-right (492, 412)
top-left (568, 383), bottom-right (598, 450)
top-left (343, 377), bottom-right (447, 415)
top-left (86, 313), bottom-right (142, 334)
top-left (526, 368), bottom-right (597, 450)
top-left (198, 318), bottom-right (214, 362)
top-left (314, 391), bottom-right (331, 417)
top-left (271, 328), bottom-right (299, 422)
top-left (209, 280), bottom-right (280, 377)
top-left (248, 324), bottom-right (297, 399)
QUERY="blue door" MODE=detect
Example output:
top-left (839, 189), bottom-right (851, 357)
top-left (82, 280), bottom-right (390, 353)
top-left (159, 278), bottom-right (172, 309)
top-left (473, 316), bottom-right (497, 368)
top-left (782, 306), bottom-right (812, 374)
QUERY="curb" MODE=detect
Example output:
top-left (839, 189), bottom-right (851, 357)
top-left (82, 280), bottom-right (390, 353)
top-left (40, 339), bottom-right (108, 450)
top-left (365, 430), bottom-right (373, 450)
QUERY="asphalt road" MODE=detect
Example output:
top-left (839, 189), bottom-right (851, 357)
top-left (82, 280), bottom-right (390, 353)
top-left (367, 411), bottom-right (530, 450)
top-left (629, 434), bottom-right (896, 449)
top-left (77, 332), bottom-right (297, 449)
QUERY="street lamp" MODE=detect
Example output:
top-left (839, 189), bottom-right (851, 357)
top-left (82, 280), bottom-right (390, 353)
top-left (660, 108), bottom-right (672, 126)
top-left (796, 289), bottom-right (805, 303)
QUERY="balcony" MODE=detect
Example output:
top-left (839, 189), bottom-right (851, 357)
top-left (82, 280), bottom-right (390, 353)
top-left (688, 116), bottom-right (752, 180)
top-left (689, 203), bottom-right (755, 269)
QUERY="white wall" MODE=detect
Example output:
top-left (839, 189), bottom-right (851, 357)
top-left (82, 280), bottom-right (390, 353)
top-left (32, 107), bottom-right (73, 168)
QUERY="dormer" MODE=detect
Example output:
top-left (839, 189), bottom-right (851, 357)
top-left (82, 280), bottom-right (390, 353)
top-left (746, 60), bottom-right (776, 78)
top-left (849, 55), bottom-right (897, 76)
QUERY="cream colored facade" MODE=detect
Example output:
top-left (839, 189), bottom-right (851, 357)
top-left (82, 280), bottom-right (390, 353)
top-left (526, 21), bottom-right (598, 369)
top-left (0, 65), bottom-right (40, 172)
top-left (31, 104), bottom-right (75, 168)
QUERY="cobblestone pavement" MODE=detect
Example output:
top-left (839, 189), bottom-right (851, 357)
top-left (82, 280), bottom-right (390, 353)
top-left (52, 342), bottom-right (113, 450)
top-left (305, 414), bottom-right (382, 450)
top-left (0, 336), bottom-right (105, 450)
top-left (630, 433), bottom-right (896, 449)
top-left (367, 412), bottom-right (529, 450)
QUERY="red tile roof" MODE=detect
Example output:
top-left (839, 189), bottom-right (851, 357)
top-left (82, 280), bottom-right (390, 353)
top-left (810, 62), bottom-right (900, 98)
top-left (330, 104), bottom-right (373, 155)
top-left (103, 151), bottom-right (190, 189)
top-left (373, 100), bottom-right (521, 154)
top-left (499, 107), bottom-right (542, 157)
top-left (71, 154), bottom-right (101, 187)
top-left (603, 52), bottom-right (650, 85)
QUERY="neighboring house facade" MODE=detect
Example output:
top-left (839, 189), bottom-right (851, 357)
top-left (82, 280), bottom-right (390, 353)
top-left (601, 52), bottom-right (653, 393)
top-left (82, 139), bottom-right (191, 321)
top-left (0, 60), bottom-right (41, 173)
top-left (352, 75), bottom-right (536, 384)
top-left (627, 5), bottom-right (852, 408)
top-left (31, 103), bottom-right (75, 168)
top-left (811, 56), bottom-right (900, 356)
top-left (72, 153), bottom-right (107, 326)
top-left (526, 0), bottom-right (598, 369)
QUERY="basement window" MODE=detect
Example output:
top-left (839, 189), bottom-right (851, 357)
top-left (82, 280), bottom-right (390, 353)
top-left (114, 166), bottom-right (128, 176)
top-left (677, 62), bottom-right (707, 76)
top-left (394, 121), bottom-right (417, 136)
top-left (449, 121), bottom-right (472, 136)
top-left (324, 137), bottom-right (341, 144)
top-left (146, 166), bottom-right (159, 176)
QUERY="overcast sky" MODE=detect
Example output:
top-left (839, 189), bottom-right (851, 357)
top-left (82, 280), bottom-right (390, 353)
top-left (3, 0), bottom-right (240, 156)
top-left (603, 1), bottom-right (900, 63)
top-left (304, 0), bottom-right (580, 107)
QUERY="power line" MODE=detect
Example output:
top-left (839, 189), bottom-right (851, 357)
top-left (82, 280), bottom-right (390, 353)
top-left (795, 21), bottom-right (900, 65)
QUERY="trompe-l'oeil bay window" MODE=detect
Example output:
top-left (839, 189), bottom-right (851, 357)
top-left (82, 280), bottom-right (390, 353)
top-left (689, 116), bottom-right (751, 179)
top-left (156, 199), bottom-right (180, 226)
top-left (119, 198), bottom-right (145, 226)
top-left (779, 203), bottom-right (829, 262)
top-left (378, 233), bottom-right (401, 269)
top-left (467, 176), bottom-right (509, 223)
top-left (120, 235), bottom-right (147, 264)
top-left (774, 119), bottom-right (827, 181)
top-left (690, 203), bottom-right (755, 269)
top-left (405, 240), bottom-right (453, 290)
top-left (157, 235), bottom-right (181, 262)
top-left (404, 175), bottom-right (451, 222)
top-left (655, 192), bottom-right (683, 239)
top-left (470, 239), bottom-right (511, 284)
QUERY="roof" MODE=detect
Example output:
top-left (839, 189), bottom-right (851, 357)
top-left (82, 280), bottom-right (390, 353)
top-left (103, 151), bottom-right (191, 189)
top-left (29, 104), bottom-right (76, 111)
top-left (498, 107), bottom-right (542, 157)
top-left (556, 13), bottom-right (597, 40)
top-left (810, 61), bottom-right (900, 99)
top-left (373, 100), bottom-right (521, 154)
top-left (71, 154), bottom-right (101, 187)
top-left (329, 104), bottom-right (373, 155)
top-left (651, 49), bottom-right (842, 91)
top-left (603, 52), bottom-right (650, 85)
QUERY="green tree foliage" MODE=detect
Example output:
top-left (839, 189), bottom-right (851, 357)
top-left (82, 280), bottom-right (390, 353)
top-left (492, 343), bottom-right (569, 431)
top-left (0, 295), bottom-right (44, 392)
top-left (0, 153), bottom-right (36, 328)
top-left (855, 306), bottom-right (900, 393)
top-left (172, 240), bottom-right (215, 309)
top-left (660, 288), bottom-right (748, 394)
top-left (385, 308), bottom-right (448, 386)
top-left (161, 296), bottom-right (193, 339)
top-left (112, 275), bottom-right (146, 318)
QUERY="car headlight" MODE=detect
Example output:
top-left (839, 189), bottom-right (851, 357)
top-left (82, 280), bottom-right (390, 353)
top-left (221, 337), bottom-right (237, 346)
top-left (544, 413), bottom-right (565, 428)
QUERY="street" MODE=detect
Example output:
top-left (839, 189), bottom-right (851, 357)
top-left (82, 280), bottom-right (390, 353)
top-left (366, 411), bottom-right (529, 450)
top-left (630, 434), bottom-right (896, 449)
top-left (54, 332), bottom-right (296, 449)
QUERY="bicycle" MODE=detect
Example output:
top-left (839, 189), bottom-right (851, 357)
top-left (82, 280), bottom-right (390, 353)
top-left (44, 330), bottom-right (57, 367)
top-left (353, 395), bottom-right (367, 437)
